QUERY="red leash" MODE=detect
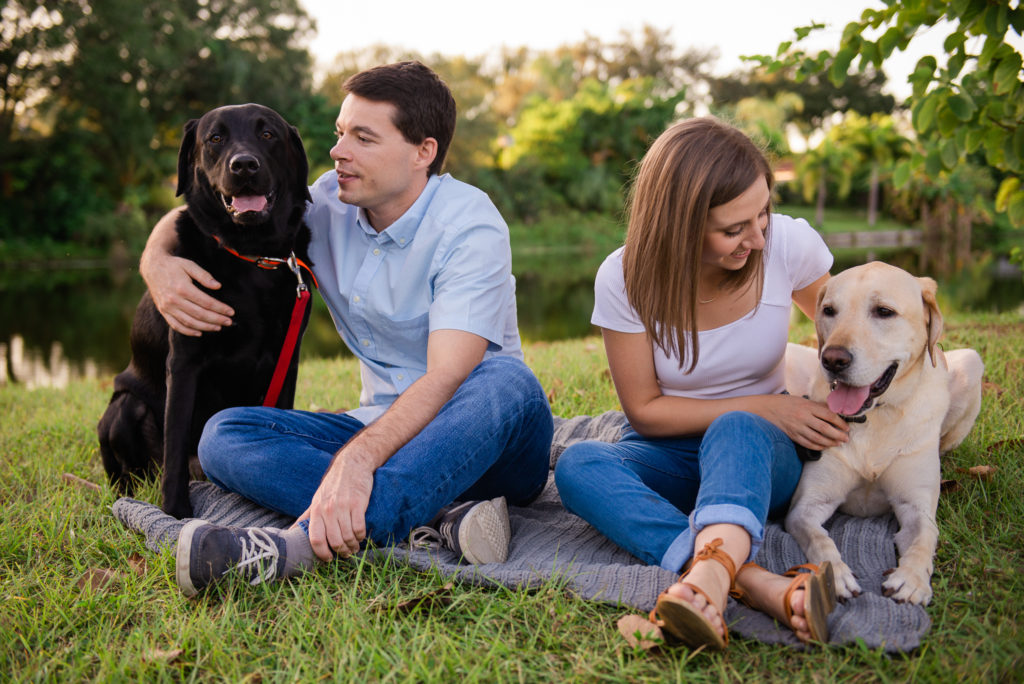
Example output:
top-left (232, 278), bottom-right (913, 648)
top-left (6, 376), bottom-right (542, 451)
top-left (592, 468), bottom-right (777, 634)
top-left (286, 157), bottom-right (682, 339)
top-left (212, 236), bottom-right (317, 406)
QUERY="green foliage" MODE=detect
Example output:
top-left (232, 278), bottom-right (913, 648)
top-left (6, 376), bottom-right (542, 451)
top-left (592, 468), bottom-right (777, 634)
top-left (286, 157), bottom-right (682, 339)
top-left (1, 0), bottom-right (321, 247)
top-left (496, 78), bottom-right (683, 216)
top-left (749, 0), bottom-right (1024, 229)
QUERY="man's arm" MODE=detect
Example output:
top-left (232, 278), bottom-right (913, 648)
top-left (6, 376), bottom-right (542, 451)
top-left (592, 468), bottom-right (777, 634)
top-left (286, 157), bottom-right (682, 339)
top-left (297, 328), bottom-right (488, 561)
top-left (140, 206), bottom-right (234, 336)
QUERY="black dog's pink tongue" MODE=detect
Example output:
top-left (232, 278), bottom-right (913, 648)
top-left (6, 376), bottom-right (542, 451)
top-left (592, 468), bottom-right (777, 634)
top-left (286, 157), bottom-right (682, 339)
top-left (827, 382), bottom-right (870, 415)
top-left (231, 195), bottom-right (267, 213)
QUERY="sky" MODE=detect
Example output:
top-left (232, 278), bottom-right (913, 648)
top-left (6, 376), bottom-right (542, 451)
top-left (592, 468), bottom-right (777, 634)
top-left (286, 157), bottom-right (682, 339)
top-left (299, 0), bottom-right (950, 99)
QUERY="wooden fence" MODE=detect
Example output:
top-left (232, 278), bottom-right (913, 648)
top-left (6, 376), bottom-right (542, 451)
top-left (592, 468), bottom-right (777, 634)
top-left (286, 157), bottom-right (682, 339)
top-left (821, 229), bottom-right (922, 249)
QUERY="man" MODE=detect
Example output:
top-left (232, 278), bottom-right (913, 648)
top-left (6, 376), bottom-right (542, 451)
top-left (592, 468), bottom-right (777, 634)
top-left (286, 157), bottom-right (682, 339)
top-left (141, 61), bottom-right (553, 596)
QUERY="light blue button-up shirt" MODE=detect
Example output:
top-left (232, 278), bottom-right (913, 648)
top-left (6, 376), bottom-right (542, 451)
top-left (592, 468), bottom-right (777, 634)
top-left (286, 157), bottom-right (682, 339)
top-left (305, 170), bottom-right (522, 425)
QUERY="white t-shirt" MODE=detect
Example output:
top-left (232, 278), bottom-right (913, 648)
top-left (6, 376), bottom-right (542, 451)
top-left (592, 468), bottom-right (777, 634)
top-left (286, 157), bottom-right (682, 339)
top-left (592, 214), bottom-right (832, 400)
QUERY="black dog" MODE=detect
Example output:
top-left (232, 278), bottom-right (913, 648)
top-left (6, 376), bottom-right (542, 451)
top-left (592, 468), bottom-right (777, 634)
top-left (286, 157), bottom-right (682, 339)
top-left (98, 104), bottom-right (315, 518)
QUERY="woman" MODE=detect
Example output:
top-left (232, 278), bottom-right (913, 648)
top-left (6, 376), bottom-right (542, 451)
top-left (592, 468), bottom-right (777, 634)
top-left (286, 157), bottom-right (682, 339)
top-left (554, 117), bottom-right (849, 649)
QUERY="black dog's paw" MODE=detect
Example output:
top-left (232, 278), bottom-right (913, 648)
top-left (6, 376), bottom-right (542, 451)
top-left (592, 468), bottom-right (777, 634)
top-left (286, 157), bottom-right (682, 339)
top-left (163, 500), bottom-right (194, 520)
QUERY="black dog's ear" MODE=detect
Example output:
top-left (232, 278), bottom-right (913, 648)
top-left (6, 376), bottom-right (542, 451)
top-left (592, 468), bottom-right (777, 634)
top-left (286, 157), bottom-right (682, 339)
top-left (288, 124), bottom-right (312, 203)
top-left (176, 118), bottom-right (200, 197)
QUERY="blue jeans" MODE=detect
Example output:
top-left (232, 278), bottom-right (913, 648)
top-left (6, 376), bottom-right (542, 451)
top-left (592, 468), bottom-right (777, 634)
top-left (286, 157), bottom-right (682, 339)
top-left (554, 411), bottom-right (802, 573)
top-left (198, 356), bottom-right (553, 546)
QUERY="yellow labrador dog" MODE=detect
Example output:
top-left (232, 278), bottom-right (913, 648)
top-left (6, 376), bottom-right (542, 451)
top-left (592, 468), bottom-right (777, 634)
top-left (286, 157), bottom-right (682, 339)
top-left (784, 262), bottom-right (983, 605)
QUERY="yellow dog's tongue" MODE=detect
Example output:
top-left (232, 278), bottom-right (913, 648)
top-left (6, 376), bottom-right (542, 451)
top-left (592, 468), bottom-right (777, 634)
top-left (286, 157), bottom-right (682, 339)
top-left (827, 382), bottom-right (871, 415)
top-left (232, 195), bottom-right (267, 212)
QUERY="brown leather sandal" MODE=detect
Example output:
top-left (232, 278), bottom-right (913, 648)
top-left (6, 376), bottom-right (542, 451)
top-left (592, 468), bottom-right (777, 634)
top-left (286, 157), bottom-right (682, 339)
top-left (733, 561), bottom-right (836, 644)
top-left (649, 538), bottom-right (737, 650)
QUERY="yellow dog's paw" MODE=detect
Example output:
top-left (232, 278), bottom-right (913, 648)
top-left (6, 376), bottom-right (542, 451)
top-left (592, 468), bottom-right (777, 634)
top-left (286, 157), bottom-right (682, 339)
top-left (882, 565), bottom-right (933, 605)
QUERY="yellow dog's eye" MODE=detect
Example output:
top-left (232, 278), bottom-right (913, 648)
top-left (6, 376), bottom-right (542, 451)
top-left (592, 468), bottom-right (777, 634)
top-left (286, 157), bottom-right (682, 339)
top-left (875, 306), bottom-right (896, 318)
top-left (821, 305), bottom-right (836, 317)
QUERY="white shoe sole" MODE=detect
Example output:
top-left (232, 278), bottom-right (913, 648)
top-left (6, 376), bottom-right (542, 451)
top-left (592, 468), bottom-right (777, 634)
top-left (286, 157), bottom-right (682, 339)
top-left (175, 518), bottom-right (207, 598)
top-left (457, 497), bottom-right (511, 564)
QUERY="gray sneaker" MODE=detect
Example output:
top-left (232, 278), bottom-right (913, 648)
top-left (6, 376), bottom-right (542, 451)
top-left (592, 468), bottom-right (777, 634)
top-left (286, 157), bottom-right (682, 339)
top-left (175, 519), bottom-right (287, 597)
top-left (411, 497), bottom-right (511, 564)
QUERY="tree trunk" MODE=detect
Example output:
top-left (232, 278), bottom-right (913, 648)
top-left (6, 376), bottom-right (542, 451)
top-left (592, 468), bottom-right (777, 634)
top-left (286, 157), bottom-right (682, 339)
top-left (815, 171), bottom-right (827, 228)
top-left (955, 205), bottom-right (972, 272)
top-left (867, 164), bottom-right (880, 227)
top-left (920, 201), bottom-right (933, 274)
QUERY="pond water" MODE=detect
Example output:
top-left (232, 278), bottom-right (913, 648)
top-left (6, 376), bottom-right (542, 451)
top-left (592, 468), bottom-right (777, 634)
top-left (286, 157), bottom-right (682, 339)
top-left (1, 248), bottom-right (1021, 389)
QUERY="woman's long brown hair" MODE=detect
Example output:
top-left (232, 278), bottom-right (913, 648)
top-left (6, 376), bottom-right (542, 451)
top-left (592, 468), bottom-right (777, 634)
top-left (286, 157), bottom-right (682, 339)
top-left (621, 117), bottom-right (773, 372)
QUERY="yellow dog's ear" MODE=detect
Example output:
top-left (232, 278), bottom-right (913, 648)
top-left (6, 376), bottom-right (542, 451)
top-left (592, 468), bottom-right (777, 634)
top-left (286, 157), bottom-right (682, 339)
top-left (918, 277), bottom-right (943, 367)
top-left (814, 280), bottom-right (830, 357)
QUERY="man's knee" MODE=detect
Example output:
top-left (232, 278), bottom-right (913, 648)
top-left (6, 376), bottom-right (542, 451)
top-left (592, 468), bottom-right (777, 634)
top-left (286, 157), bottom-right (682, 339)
top-left (197, 406), bottom-right (255, 474)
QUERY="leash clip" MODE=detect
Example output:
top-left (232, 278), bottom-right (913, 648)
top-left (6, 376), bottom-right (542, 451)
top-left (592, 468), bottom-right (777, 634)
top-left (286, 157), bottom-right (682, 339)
top-left (287, 252), bottom-right (308, 298)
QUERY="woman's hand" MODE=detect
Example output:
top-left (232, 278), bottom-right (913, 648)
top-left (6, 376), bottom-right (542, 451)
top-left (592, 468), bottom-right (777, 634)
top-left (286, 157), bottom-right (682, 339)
top-left (753, 393), bottom-right (849, 451)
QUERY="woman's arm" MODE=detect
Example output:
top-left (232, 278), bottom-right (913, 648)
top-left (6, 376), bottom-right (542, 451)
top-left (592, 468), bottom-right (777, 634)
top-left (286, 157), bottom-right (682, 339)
top-left (603, 327), bottom-right (848, 449)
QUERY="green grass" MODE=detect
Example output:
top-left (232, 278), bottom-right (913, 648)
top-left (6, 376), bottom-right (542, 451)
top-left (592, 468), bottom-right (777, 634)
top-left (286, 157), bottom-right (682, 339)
top-left (1, 312), bottom-right (1022, 681)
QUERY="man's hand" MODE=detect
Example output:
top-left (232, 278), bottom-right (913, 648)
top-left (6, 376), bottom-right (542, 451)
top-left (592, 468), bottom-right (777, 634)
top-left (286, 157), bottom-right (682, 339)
top-left (294, 449), bottom-right (376, 561)
top-left (140, 207), bottom-right (234, 336)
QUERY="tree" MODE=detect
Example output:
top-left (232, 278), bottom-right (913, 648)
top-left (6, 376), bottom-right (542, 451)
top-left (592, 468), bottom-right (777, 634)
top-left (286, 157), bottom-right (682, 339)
top-left (749, 0), bottom-right (1024, 232)
top-left (0, 0), bottom-right (319, 245)
top-left (829, 112), bottom-right (913, 225)
top-left (496, 78), bottom-right (684, 217)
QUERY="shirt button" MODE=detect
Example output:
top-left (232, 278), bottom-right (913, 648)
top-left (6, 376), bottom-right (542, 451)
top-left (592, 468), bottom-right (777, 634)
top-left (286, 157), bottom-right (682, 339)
top-left (399, 238), bottom-right (406, 245)
top-left (397, 374), bottom-right (404, 380)
top-left (352, 295), bottom-right (360, 303)
top-left (361, 339), bottom-right (370, 347)
top-left (373, 248), bottom-right (381, 256)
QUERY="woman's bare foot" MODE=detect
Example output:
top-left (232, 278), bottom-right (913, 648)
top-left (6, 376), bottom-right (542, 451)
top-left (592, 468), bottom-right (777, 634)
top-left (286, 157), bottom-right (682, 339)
top-left (735, 565), bottom-right (814, 641)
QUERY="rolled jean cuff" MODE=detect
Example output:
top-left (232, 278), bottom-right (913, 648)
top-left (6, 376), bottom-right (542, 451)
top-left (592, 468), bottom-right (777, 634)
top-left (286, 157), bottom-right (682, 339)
top-left (659, 528), bottom-right (695, 573)
top-left (694, 503), bottom-right (765, 563)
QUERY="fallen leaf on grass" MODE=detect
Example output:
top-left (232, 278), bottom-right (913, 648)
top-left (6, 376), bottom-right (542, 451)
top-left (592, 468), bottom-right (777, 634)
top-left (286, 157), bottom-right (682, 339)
top-left (77, 567), bottom-right (119, 592)
top-left (61, 473), bottom-right (101, 493)
top-left (986, 439), bottom-right (1023, 456)
top-left (981, 382), bottom-right (1004, 397)
top-left (143, 648), bottom-right (183, 664)
top-left (126, 552), bottom-right (148, 577)
top-left (964, 465), bottom-right (997, 480)
top-left (617, 614), bottom-right (663, 651)
top-left (373, 582), bottom-right (455, 614)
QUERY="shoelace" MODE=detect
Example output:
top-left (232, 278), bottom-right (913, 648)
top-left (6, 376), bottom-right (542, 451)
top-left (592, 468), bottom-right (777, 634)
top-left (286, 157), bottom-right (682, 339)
top-left (409, 522), bottom-right (456, 551)
top-left (233, 528), bottom-right (281, 585)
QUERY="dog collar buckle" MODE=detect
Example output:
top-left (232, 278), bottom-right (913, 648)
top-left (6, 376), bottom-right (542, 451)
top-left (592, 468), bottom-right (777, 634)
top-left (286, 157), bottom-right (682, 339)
top-left (287, 252), bottom-right (308, 298)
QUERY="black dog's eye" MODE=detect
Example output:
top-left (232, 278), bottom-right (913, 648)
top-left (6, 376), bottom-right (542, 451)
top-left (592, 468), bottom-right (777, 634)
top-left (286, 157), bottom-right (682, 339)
top-left (208, 133), bottom-right (223, 144)
top-left (874, 306), bottom-right (896, 318)
top-left (821, 305), bottom-right (836, 317)
top-left (261, 130), bottom-right (274, 140)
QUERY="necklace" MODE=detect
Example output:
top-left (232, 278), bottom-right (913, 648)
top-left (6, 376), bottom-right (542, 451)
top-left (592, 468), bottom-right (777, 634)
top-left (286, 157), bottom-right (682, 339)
top-left (698, 290), bottom-right (717, 304)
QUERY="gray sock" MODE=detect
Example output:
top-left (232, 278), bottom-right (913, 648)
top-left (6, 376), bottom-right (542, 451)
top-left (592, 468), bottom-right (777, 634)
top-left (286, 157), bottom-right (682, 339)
top-left (281, 526), bottom-right (319, 577)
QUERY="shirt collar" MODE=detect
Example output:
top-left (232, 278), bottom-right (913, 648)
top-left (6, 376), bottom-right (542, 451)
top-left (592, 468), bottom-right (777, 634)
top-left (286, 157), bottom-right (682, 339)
top-left (354, 175), bottom-right (442, 249)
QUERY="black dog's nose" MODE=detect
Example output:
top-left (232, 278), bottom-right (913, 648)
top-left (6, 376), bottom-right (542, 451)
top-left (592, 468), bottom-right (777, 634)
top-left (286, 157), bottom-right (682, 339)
top-left (229, 153), bottom-right (260, 176)
top-left (821, 346), bottom-right (853, 374)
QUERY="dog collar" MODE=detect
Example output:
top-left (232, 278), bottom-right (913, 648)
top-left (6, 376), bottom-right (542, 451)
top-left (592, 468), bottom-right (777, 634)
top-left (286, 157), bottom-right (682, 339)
top-left (212, 235), bottom-right (319, 293)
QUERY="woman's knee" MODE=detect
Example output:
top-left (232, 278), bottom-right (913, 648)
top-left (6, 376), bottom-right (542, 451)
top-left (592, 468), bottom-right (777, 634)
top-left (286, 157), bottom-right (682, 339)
top-left (554, 441), bottom-right (614, 506)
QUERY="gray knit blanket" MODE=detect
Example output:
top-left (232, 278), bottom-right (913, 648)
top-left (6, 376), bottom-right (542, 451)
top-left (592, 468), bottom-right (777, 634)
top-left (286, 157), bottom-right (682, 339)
top-left (112, 410), bottom-right (929, 652)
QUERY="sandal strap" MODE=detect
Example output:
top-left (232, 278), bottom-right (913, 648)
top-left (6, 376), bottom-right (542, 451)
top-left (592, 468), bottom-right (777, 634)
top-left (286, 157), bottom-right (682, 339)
top-left (691, 538), bottom-right (738, 588)
top-left (782, 571), bottom-right (810, 624)
top-left (729, 561), bottom-right (761, 603)
top-left (784, 563), bottom-right (820, 577)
